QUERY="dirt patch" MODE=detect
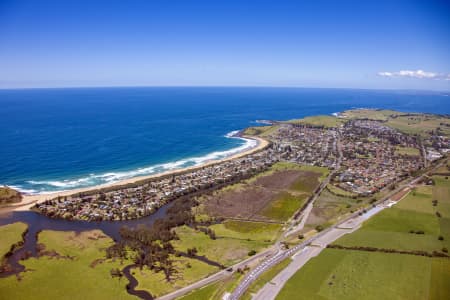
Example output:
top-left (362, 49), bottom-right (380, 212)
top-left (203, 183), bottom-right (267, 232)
top-left (222, 248), bottom-right (248, 262)
top-left (254, 170), bottom-right (320, 193)
top-left (205, 186), bottom-right (275, 221)
top-left (305, 207), bottom-right (327, 226)
top-left (254, 170), bottom-right (303, 190)
top-left (290, 171), bottom-right (321, 193)
top-left (390, 188), bottom-right (410, 201)
top-left (204, 170), bottom-right (321, 222)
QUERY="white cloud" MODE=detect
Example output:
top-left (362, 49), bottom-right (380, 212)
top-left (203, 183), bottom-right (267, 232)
top-left (377, 69), bottom-right (449, 80)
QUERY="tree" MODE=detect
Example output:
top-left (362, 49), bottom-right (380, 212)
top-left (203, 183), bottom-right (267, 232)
top-left (208, 229), bottom-right (216, 240)
top-left (187, 247), bottom-right (198, 257)
top-left (110, 268), bottom-right (122, 278)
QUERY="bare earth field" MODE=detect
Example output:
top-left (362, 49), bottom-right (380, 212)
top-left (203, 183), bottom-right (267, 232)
top-left (204, 169), bottom-right (321, 222)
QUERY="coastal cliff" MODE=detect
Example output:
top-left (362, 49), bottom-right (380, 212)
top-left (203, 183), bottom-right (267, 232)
top-left (0, 187), bottom-right (22, 206)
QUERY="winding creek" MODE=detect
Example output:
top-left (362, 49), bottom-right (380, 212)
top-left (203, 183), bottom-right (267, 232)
top-left (0, 204), bottom-right (172, 299)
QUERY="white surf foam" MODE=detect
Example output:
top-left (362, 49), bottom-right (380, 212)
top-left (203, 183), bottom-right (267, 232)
top-left (21, 131), bottom-right (258, 194)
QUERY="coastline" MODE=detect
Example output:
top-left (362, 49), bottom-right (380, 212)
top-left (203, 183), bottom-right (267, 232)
top-left (13, 136), bottom-right (269, 211)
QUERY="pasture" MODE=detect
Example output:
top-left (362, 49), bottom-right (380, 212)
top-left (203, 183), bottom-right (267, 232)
top-left (0, 230), bottom-right (134, 300)
top-left (276, 248), bottom-right (450, 300)
top-left (0, 222), bottom-right (27, 259)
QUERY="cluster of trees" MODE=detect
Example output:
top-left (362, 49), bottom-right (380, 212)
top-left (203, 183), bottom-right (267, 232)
top-left (105, 197), bottom-right (221, 281)
top-left (409, 230), bottom-right (425, 234)
top-left (106, 197), bottom-right (199, 281)
top-left (328, 244), bottom-right (449, 258)
top-left (196, 227), bottom-right (216, 240)
top-left (186, 247), bottom-right (198, 257)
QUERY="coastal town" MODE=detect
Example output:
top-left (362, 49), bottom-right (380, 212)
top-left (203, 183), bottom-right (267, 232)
top-left (33, 110), bottom-right (450, 221)
top-left (2, 109), bottom-right (450, 300)
top-left (33, 146), bottom-right (281, 221)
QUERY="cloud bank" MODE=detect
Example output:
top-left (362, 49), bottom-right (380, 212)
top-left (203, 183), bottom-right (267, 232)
top-left (378, 70), bottom-right (450, 80)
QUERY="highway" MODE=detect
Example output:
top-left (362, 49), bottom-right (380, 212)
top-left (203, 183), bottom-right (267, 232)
top-left (228, 158), bottom-right (444, 300)
top-left (156, 246), bottom-right (276, 300)
top-left (228, 205), bottom-right (383, 300)
top-left (156, 140), bottom-right (442, 300)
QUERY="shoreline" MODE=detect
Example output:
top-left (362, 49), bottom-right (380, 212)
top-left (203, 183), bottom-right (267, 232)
top-left (13, 136), bottom-right (269, 211)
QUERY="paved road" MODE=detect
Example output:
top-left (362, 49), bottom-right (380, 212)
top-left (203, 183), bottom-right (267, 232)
top-left (421, 142), bottom-right (429, 168)
top-left (157, 145), bottom-right (439, 300)
top-left (284, 131), bottom-right (343, 238)
top-left (156, 247), bottom-right (276, 300)
top-left (229, 158), bottom-right (447, 300)
top-left (229, 206), bottom-right (377, 300)
top-left (252, 246), bottom-right (322, 300)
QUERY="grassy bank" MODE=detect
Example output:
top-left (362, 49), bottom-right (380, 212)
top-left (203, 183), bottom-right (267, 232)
top-left (0, 230), bottom-right (134, 300)
top-left (0, 222), bottom-right (27, 259)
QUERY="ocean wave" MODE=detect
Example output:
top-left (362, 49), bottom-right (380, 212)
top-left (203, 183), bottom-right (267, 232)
top-left (18, 131), bottom-right (257, 194)
top-left (7, 185), bottom-right (39, 194)
top-left (224, 130), bottom-right (240, 138)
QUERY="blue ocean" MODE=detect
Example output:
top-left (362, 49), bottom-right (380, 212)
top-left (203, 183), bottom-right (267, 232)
top-left (1, 87), bottom-right (449, 194)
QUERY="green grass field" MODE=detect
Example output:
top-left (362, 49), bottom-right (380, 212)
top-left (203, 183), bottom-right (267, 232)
top-left (339, 109), bottom-right (450, 137)
top-left (177, 272), bottom-right (243, 300)
top-left (386, 114), bottom-right (450, 137)
top-left (242, 125), bottom-right (280, 137)
top-left (395, 146), bottom-right (420, 156)
top-left (0, 222), bottom-right (27, 259)
top-left (211, 220), bottom-right (282, 242)
top-left (334, 208), bottom-right (446, 252)
top-left (261, 191), bottom-right (307, 221)
top-left (246, 162), bottom-right (329, 184)
top-left (276, 248), bottom-right (450, 300)
top-left (334, 181), bottom-right (449, 252)
top-left (278, 178), bottom-right (450, 300)
top-left (0, 230), bottom-right (134, 300)
top-left (326, 184), bottom-right (359, 197)
top-left (173, 226), bottom-right (270, 266)
top-left (432, 175), bottom-right (450, 218)
top-left (133, 256), bottom-right (219, 298)
top-left (177, 281), bottom-right (221, 300)
top-left (287, 115), bottom-right (346, 128)
top-left (305, 189), bottom-right (368, 230)
top-left (341, 109), bottom-right (399, 121)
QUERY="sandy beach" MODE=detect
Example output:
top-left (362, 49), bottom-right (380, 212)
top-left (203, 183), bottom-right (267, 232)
top-left (13, 136), bottom-right (269, 211)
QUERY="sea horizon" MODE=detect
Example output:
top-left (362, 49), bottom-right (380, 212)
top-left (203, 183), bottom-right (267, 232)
top-left (1, 86), bottom-right (450, 194)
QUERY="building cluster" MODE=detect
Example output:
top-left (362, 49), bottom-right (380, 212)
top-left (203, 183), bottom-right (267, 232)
top-left (34, 118), bottom-right (449, 221)
top-left (270, 124), bottom-right (339, 169)
top-left (336, 120), bottom-right (423, 195)
top-left (426, 134), bottom-right (450, 161)
top-left (34, 147), bottom-right (282, 221)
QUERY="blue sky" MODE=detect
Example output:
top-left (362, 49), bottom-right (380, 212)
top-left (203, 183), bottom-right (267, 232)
top-left (0, 0), bottom-right (449, 90)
